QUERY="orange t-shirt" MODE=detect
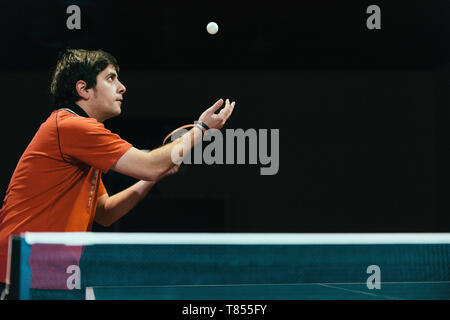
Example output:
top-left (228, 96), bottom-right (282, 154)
top-left (0, 107), bottom-right (133, 283)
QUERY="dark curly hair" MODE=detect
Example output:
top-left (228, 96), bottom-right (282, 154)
top-left (50, 49), bottom-right (120, 106)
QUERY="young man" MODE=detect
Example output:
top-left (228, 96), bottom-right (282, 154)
top-left (0, 49), bottom-right (235, 292)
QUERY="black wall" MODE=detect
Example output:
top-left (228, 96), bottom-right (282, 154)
top-left (0, 0), bottom-right (448, 232)
top-left (0, 68), bottom-right (447, 232)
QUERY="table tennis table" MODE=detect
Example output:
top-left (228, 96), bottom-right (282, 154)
top-left (83, 281), bottom-right (450, 300)
top-left (6, 233), bottom-right (450, 300)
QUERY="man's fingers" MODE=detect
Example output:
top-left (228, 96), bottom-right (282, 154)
top-left (228, 101), bottom-right (236, 118)
top-left (206, 99), bottom-right (224, 114)
top-left (218, 99), bottom-right (229, 116)
top-left (164, 165), bottom-right (180, 177)
top-left (202, 98), bottom-right (235, 128)
top-left (221, 101), bottom-right (235, 123)
top-left (219, 99), bottom-right (234, 115)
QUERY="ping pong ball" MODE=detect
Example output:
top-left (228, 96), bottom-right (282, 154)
top-left (207, 22), bottom-right (219, 35)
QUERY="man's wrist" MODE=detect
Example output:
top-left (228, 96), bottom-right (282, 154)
top-left (193, 124), bottom-right (204, 133)
top-left (194, 121), bottom-right (210, 132)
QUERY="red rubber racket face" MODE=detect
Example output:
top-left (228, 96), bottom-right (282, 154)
top-left (162, 124), bottom-right (196, 145)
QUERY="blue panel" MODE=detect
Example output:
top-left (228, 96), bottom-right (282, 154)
top-left (18, 239), bottom-right (32, 300)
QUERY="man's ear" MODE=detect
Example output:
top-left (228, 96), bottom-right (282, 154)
top-left (75, 80), bottom-right (90, 100)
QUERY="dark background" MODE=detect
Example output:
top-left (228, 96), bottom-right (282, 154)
top-left (0, 0), bottom-right (449, 232)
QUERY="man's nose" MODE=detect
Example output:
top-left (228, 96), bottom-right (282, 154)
top-left (118, 81), bottom-right (126, 94)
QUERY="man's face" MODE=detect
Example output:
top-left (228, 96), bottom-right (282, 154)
top-left (88, 64), bottom-right (126, 122)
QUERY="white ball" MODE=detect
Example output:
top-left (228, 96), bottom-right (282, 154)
top-left (206, 22), bottom-right (219, 35)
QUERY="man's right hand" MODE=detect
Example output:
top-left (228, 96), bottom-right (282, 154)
top-left (198, 98), bottom-right (236, 130)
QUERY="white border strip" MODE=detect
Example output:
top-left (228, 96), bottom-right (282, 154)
top-left (85, 287), bottom-right (96, 300)
top-left (23, 232), bottom-right (450, 246)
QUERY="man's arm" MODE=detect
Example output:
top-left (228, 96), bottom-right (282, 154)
top-left (111, 127), bottom-right (200, 181)
top-left (94, 166), bottom-right (179, 227)
top-left (110, 98), bottom-right (235, 181)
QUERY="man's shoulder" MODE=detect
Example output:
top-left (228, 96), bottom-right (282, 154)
top-left (56, 110), bottom-right (105, 131)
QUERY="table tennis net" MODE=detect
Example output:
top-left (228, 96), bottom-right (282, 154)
top-left (7, 233), bottom-right (450, 299)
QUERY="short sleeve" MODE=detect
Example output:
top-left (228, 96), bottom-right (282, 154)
top-left (58, 115), bottom-right (133, 173)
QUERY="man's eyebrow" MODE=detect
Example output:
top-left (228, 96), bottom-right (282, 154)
top-left (106, 71), bottom-right (117, 78)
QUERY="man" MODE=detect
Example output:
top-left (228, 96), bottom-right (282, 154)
top-left (0, 49), bottom-right (235, 294)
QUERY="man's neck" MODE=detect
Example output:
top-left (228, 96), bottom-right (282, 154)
top-left (62, 102), bottom-right (90, 118)
top-left (70, 101), bottom-right (105, 122)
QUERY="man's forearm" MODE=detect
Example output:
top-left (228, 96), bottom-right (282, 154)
top-left (147, 126), bottom-right (203, 174)
top-left (99, 180), bottom-right (156, 227)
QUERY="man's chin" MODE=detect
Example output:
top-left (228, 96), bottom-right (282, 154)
top-left (113, 104), bottom-right (122, 115)
top-left (104, 108), bottom-right (121, 122)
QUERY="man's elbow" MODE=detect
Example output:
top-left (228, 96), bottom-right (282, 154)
top-left (95, 217), bottom-right (113, 228)
top-left (94, 209), bottom-right (113, 227)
